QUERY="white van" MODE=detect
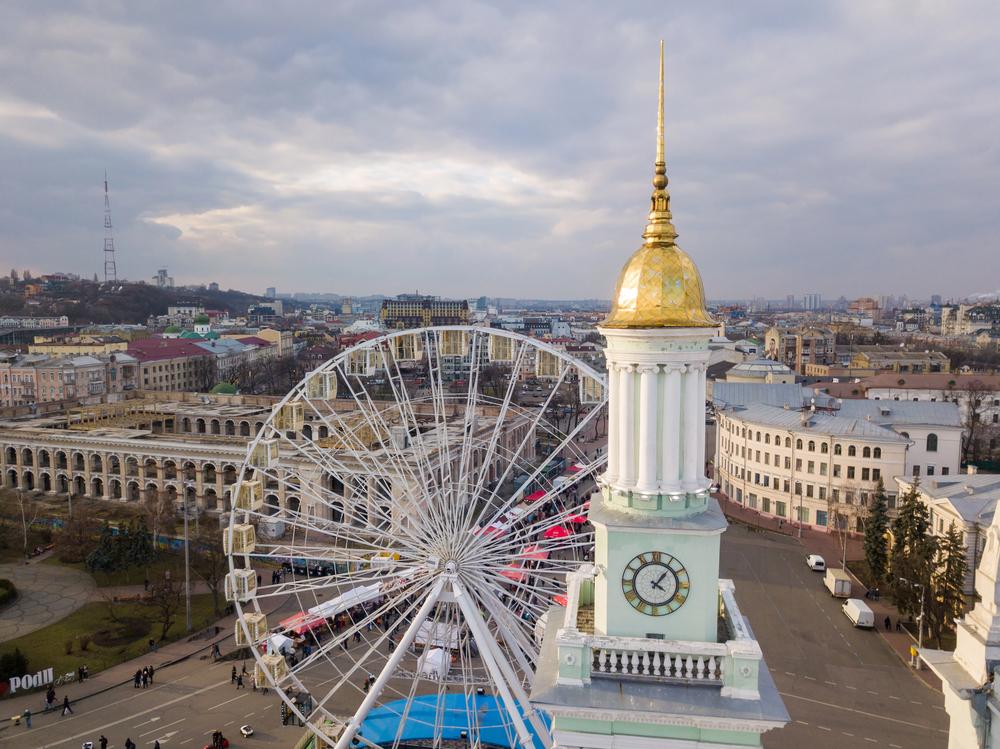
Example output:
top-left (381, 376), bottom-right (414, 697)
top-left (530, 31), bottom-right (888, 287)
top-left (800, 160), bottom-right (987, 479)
top-left (806, 554), bottom-right (826, 571)
top-left (842, 598), bottom-right (875, 629)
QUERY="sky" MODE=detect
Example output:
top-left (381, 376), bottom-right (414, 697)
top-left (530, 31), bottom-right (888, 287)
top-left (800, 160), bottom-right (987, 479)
top-left (1, 1), bottom-right (998, 302)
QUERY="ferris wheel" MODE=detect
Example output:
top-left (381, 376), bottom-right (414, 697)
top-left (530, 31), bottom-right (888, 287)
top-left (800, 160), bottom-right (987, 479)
top-left (225, 326), bottom-right (608, 749)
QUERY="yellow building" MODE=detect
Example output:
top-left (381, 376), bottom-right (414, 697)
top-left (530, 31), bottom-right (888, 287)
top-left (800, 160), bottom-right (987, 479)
top-left (28, 335), bottom-right (129, 356)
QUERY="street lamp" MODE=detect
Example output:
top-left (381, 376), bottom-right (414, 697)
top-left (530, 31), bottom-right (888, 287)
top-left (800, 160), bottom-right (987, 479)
top-left (899, 576), bottom-right (925, 669)
top-left (181, 481), bottom-right (195, 633)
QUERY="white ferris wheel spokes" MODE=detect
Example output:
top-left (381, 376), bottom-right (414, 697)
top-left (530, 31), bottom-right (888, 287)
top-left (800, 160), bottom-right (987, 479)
top-left (226, 326), bottom-right (608, 749)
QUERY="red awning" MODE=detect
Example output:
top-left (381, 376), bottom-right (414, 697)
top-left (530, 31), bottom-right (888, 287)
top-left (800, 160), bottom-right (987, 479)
top-left (500, 563), bottom-right (526, 582)
top-left (279, 611), bottom-right (324, 636)
top-left (553, 594), bottom-right (569, 606)
top-left (543, 525), bottom-right (571, 540)
top-left (519, 544), bottom-right (549, 561)
top-left (566, 513), bottom-right (588, 525)
top-left (566, 464), bottom-right (581, 474)
top-left (525, 490), bottom-right (547, 502)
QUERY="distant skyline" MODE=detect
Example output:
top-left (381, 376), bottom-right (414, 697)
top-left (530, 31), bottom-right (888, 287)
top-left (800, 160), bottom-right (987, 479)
top-left (1, 2), bottom-right (998, 300)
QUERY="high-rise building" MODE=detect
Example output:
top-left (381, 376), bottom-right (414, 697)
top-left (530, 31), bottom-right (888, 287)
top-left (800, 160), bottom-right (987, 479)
top-left (530, 43), bottom-right (788, 749)
top-left (152, 268), bottom-right (174, 288)
top-left (802, 292), bottom-right (822, 310)
top-left (265, 287), bottom-right (277, 298)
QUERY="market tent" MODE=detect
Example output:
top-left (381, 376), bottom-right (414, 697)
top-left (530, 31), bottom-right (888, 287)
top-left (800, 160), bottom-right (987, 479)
top-left (417, 648), bottom-right (451, 678)
top-left (267, 633), bottom-right (295, 655)
top-left (552, 593), bottom-right (569, 606)
top-left (566, 513), bottom-right (588, 525)
top-left (500, 562), bottom-right (526, 582)
top-left (309, 582), bottom-right (382, 619)
top-left (525, 490), bottom-right (546, 503)
top-left (279, 611), bottom-right (324, 636)
top-left (543, 525), bottom-right (571, 539)
top-left (415, 620), bottom-right (461, 649)
top-left (519, 544), bottom-right (549, 561)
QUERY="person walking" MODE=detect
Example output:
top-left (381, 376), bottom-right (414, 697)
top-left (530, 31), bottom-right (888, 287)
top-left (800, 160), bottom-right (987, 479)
top-left (61, 695), bottom-right (73, 715)
top-left (154, 740), bottom-right (161, 749)
top-left (884, 615), bottom-right (891, 631)
top-left (236, 673), bottom-right (244, 690)
top-left (45, 685), bottom-right (55, 712)
top-left (231, 665), bottom-right (237, 684)
top-left (99, 735), bottom-right (108, 749)
top-left (21, 708), bottom-right (31, 728)
top-left (141, 667), bottom-right (149, 688)
top-left (134, 669), bottom-right (142, 688)
top-left (148, 664), bottom-right (155, 684)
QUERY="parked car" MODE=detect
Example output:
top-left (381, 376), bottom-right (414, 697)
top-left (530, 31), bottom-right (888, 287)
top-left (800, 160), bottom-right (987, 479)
top-left (842, 598), bottom-right (875, 628)
top-left (806, 554), bottom-right (826, 571)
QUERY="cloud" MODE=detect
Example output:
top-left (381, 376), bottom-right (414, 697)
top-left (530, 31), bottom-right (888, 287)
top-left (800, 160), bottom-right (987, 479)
top-left (0, 0), bottom-right (998, 301)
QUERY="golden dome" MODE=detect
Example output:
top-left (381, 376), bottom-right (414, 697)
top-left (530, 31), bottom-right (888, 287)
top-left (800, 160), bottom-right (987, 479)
top-left (602, 42), bottom-right (715, 330)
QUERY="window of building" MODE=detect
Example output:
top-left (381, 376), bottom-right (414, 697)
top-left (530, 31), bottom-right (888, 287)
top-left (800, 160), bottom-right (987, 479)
top-left (808, 441), bottom-right (815, 452)
top-left (776, 501), bottom-right (787, 517)
top-left (820, 463), bottom-right (827, 476)
top-left (832, 488), bottom-right (840, 501)
top-left (763, 497), bottom-right (771, 513)
top-left (927, 433), bottom-right (938, 452)
top-left (833, 464), bottom-right (841, 478)
top-left (807, 461), bottom-right (815, 473)
top-left (797, 506), bottom-right (809, 523)
top-left (873, 447), bottom-right (882, 459)
top-left (756, 431), bottom-right (761, 442)
top-left (784, 457), bottom-right (791, 469)
top-left (765, 434), bottom-right (771, 445)
top-left (927, 465), bottom-right (935, 476)
top-left (834, 444), bottom-right (842, 456)
top-left (819, 486), bottom-right (826, 500)
top-left (863, 446), bottom-right (871, 458)
top-left (796, 458), bottom-right (803, 470)
top-left (942, 467), bottom-right (950, 475)
top-left (913, 464), bottom-right (921, 476)
top-left (845, 491), bottom-right (854, 504)
top-left (783, 479), bottom-right (790, 493)
top-left (785, 437), bottom-right (791, 448)
top-left (873, 468), bottom-right (881, 480)
top-left (748, 493), bottom-right (758, 509)
top-left (806, 484), bottom-right (814, 498)
top-left (847, 466), bottom-right (855, 479)
top-left (816, 510), bottom-right (828, 526)
top-left (862, 467), bottom-right (870, 481)
top-left (794, 481), bottom-right (802, 495)
top-left (764, 453), bottom-right (770, 465)
top-left (848, 445), bottom-right (857, 457)
top-left (821, 443), bottom-right (828, 454)
top-left (795, 439), bottom-right (802, 450)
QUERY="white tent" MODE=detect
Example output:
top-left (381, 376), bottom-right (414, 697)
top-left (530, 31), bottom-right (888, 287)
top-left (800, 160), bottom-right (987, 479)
top-left (308, 582), bottom-right (382, 619)
top-left (415, 620), bottom-right (461, 649)
top-left (267, 633), bottom-right (295, 655)
top-left (417, 647), bottom-right (451, 678)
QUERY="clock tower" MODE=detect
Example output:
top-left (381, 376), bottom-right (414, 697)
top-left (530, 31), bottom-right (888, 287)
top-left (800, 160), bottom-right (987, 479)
top-left (530, 43), bottom-right (788, 749)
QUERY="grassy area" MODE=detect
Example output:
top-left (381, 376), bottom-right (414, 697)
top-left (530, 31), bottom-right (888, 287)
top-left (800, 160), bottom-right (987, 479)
top-left (44, 552), bottom-right (186, 588)
top-left (0, 593), bottom-right (219, 685)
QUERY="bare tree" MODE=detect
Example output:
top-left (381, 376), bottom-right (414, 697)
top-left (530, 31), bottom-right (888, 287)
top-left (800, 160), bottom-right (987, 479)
top-left (951, 379), bottom-right (995, 463)
top-left (148, 575), bottom-right (184, 641)
top-left (14, 490), bottom-right (41, 560)
top-left (143, 490), bottom-right (174, 550)
top-left (192, 523), bottom-right (227, 616)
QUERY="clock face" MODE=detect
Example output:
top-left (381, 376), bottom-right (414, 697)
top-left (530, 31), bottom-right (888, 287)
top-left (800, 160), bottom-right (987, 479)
top-left (621, 551), bottom-right (689, 616)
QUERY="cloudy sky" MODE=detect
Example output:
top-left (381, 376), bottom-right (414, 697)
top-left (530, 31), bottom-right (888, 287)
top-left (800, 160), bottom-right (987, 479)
top-left (1, 1), bottom-right (998, 301)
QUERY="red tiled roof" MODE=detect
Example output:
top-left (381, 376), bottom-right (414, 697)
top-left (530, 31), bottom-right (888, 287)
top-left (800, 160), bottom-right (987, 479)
top-left (127, 338), bottom-right (212, 362)
top-left (860, 372), bottom-right (1000, 391)
top-left (236, 336), bottom-right (272, 347)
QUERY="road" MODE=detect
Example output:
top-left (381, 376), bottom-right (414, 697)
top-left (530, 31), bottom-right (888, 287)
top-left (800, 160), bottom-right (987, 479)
top-left (0, 654), bottom-right (296, 748)
top-left (721, 525), bottom-right (948, 749)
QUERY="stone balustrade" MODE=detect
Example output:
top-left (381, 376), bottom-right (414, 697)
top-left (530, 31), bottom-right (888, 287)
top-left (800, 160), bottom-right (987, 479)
top-left (555, 568), bottom-right (762, 701)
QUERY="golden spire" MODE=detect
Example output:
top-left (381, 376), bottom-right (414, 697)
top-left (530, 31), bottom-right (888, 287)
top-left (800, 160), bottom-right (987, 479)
top-left (644, 39), bottom-right (678, 245)
top-left (601, 41), bottom-right (715, 330)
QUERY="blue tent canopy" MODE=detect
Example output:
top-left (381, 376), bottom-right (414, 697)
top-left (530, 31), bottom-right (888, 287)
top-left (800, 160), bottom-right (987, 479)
top-left (359, 694), bottom-right (549, 749)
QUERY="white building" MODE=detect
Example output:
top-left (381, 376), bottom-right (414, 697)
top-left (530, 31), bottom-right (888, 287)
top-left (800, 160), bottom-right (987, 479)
top-left (896, 473), bottom-right (1000, 594)
top-left (923, 503), bottom-right (1000, 748)
top-left (714, 389), bottom-right (962, 530)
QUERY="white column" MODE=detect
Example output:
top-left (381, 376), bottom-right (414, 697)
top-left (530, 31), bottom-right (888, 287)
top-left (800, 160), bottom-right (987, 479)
top-left (637, 364), bottom-right (659, 493)
top-left (696, 363), bottom-right (707, 487)
top-left (682, 364), bottom-right (700, 489)
top-left (661, 364), bottom-right (682, 492)
top-left (619, 364), bottom-right (636, 488)
top-left (605, 362), bottom-right (620, 483)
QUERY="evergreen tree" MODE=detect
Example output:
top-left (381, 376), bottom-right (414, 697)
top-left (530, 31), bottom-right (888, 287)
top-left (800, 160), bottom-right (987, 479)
top-left (85, 523), bottom-right (119, 573)
top-left (864, 478), bottom-right (890, 586)
top-left (927, 523), bottom-right (969, 646)
top-left (889, 482), bottom-right (936, 620)
top-left (127, 518), bottom-right (155, 572)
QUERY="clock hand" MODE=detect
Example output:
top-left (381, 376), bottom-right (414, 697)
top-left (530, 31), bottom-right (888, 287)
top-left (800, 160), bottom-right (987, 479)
top-left (650, 580), bottom-right (664, 591)
top-left (653, 571), bottom-right (669, 586)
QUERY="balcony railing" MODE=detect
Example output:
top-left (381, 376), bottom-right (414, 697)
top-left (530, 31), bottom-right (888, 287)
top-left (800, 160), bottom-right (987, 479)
top-left (553, 566), bottom-right (762, 700)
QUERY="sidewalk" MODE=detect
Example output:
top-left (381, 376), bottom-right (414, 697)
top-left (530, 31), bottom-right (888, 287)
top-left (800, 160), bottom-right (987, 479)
top-left (716, 492), bottom-right (942, 692)
top-left (0, 610), bottom-right (240, 729)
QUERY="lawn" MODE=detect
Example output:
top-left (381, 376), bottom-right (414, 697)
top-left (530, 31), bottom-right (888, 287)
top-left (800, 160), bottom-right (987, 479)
top-left (0, 593), bottom-right (220, 684)
top-left (44, 552), bottom-right (187, 588)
